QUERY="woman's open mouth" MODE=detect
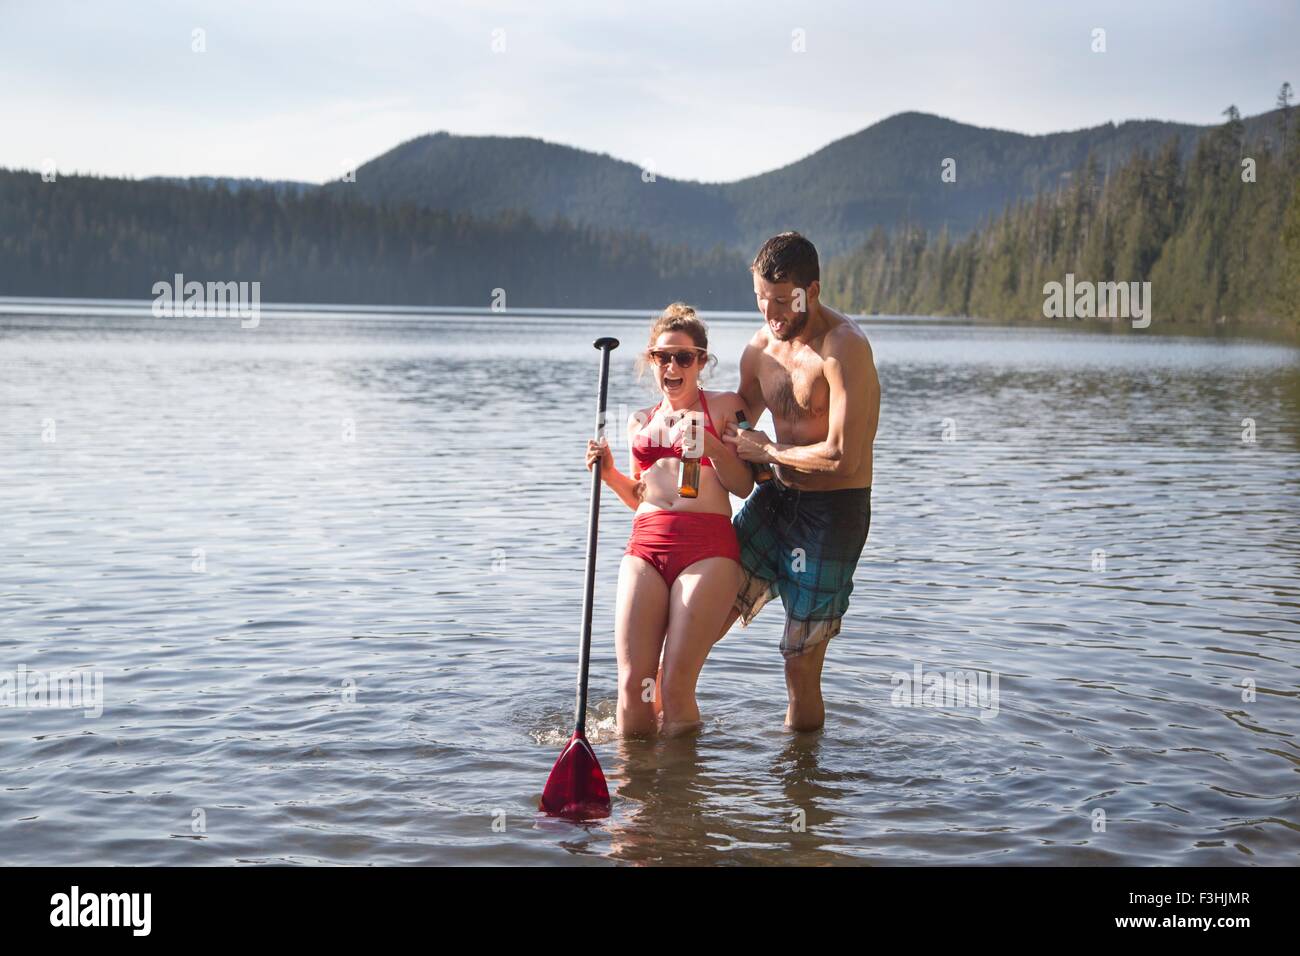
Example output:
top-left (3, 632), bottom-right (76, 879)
top-left (663, 375), bottom-right (683, 390)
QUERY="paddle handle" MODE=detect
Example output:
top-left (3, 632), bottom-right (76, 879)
top-left (576, 336), bottom-right (619, 732)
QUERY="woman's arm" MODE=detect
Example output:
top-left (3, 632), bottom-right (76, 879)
top-left (701, 394), bottom-right (754, 499)
top-left (604, 461), bottom-right (645, 510)
top-left (585, 412), bottom-right (645, 511)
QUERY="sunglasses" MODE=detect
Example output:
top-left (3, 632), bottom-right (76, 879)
top-left (648, 347), bottom-right (706, 369)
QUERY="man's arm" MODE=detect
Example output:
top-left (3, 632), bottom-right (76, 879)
top-left (764, 331), bottom-right (878, 475)
top-left (736, 332), bottom-right (767, 423)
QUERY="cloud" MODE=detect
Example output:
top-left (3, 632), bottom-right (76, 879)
top-left (1, 0), bottom-right (1296, 181)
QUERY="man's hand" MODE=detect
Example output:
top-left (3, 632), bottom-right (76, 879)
top-left (722, 422), bottom-right (773, 464)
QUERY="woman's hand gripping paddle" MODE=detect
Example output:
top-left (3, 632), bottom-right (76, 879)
top-left (539, 336), bottom-right (618, 820)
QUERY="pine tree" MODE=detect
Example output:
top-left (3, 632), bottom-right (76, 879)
top-left (1281, 176), bottom-right (1300, 327)
top-left (1277, 82), bottom-right (1294, 154)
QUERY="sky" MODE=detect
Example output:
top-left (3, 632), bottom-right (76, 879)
top-left (2, 0), bottom-right (1297, 184)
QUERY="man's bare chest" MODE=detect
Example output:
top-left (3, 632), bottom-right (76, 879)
top-left (760, 356), bottom-right (828, 423)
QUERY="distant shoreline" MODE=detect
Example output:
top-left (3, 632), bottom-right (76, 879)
top-left (1, 295), bottom-right (1295, 344)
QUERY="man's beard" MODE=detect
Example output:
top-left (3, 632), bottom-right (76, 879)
top-left (770, 310), bottom-right (808, 341)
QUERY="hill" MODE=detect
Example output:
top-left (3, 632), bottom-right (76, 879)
top-left (329, 109), bottom-right (1289, 256)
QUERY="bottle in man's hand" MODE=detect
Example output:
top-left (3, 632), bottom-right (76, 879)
top-left (734, 410), bottom-right (774, 484)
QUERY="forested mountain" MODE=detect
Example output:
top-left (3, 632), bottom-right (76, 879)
top-left (0, 170), bottom-right (749, 309)
top-left (2, 100), bottom-right (1295, 326)
top-left (330, 109), bottom-right (1290, 256)
top-left (323, 134), bottom-right (738, 254)
top-left (823, 106), bottom-right (1300, 328)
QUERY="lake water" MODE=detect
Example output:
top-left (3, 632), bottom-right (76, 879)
top-left (1, 304), bottom-right (1297, 865)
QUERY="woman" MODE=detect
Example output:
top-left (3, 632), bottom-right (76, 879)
top-left (584, 303), bottom-right (754, 737)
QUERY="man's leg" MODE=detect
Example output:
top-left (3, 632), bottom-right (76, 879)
top-left (783, 638), bottom-right (830, 731)
top-left (773, 486), bottom-right (869, 731)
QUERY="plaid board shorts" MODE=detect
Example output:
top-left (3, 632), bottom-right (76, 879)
top-left (731, 480), bottom-right (872, 658)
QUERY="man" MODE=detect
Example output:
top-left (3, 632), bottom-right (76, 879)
top-left (718, 231), bottom-right (880, 731)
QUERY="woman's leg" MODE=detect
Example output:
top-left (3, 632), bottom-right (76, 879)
top-left (614, 554), bottom-right (670, 736)
top-left (659, 556), bottom-right (742, 737)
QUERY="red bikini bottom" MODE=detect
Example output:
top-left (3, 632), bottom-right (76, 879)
top-left (624, 509), bottom-right (741, 588)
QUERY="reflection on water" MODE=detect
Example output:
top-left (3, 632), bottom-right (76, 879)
top-left (0, 308), bottom-right (1297, 865)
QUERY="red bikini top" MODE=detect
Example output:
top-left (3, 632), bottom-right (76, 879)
top-left (631, 389), bottom-right (721, 473)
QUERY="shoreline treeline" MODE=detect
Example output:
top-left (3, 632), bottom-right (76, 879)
top-left (824, 98), bottom-right (1300, 329)
top-left (0, 172), bottom-right (751, 311)
top-left (3, 97), bottom-right (1297, 327)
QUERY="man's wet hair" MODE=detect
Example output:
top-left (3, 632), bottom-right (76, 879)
top-left (751, 231), bottom-right (819, 290)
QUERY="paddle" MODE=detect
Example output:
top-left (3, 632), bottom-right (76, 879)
top-left (539, 335), bottom-right (618, 820)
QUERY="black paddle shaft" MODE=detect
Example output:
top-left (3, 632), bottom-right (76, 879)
top-left (575, 336), bottom-right (619, 732)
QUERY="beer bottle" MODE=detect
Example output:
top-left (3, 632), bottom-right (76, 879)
top-left (734, 410), bottom-right (774, 484)
top-left (677, 412), bottom-right (701, 498)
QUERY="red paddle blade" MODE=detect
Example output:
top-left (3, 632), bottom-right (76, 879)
top-left (540, 729), bottom-right (611, 820)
